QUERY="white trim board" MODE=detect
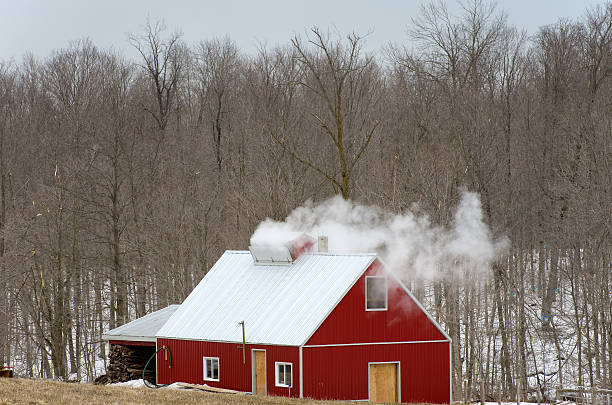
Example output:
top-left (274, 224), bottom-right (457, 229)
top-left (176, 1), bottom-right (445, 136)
top-left (299, 346), bottom-right (303, 398)
top-left (303, 339), bottom-right (449, 348)
top-left (103, 335), bottom-right (156, 342)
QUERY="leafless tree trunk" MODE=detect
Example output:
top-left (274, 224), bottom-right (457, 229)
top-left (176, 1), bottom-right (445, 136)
top-left (271, 28), bottom-right (381, 199)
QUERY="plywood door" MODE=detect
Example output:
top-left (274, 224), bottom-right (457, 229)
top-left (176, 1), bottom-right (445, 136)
top-left (369, 363), bottom-right (398, 403)
top-left (254, 351), bottom-right (266, 395)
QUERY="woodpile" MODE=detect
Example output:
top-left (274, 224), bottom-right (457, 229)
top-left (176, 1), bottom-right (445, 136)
top-left (95, 344), bottom-right (155, 384)
top-left (0, 367), bottom-right (14, 378)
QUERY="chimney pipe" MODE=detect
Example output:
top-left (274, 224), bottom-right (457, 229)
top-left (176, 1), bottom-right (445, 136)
top-left (318, 235), bottom-right (328, 253)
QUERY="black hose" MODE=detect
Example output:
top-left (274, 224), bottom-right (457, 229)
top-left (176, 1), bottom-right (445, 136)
top-left (143, 345), bottom-right (172, 389)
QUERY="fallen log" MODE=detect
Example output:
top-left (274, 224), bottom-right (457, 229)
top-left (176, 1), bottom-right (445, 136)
top-left (173, 382), bottom-right (240, 394)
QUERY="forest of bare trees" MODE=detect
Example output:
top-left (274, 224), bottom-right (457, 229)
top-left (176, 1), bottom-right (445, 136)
top-left (0, 0), bottom-right (610, 401)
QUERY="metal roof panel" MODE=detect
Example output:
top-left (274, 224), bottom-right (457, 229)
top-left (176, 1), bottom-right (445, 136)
top-left (102, 304), bottom-right (180, 341)
top-left (156, 251), bottom-right (376, 346)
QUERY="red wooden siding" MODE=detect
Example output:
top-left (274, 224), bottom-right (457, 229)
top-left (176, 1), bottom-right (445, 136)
top-left (302, 341), bottom-right (450, 403)
top-left (156, 338), bottom-right (300, 397)
top-left (307, 259), bottom-right (447, 345)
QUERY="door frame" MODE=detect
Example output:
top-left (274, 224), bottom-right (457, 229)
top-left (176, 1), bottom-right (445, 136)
top-left (368, 361), bottom-right (401, 403)
top-left (251, 349), bottom-right (267, 395)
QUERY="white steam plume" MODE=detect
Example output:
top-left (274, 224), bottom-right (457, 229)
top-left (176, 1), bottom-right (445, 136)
top-left (250, 191), bottom-right (508, 280)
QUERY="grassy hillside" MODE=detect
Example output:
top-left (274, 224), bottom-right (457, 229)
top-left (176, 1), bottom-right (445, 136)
top-left (0, 378), bottom-right (360, 405)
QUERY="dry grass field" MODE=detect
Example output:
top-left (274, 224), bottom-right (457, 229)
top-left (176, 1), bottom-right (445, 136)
top-left (0, 378), bottom-right (388, 405)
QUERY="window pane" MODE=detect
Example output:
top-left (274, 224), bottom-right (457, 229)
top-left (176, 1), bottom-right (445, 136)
top-left (367, 277), bottom-right (387, 309)
top-left (277, 363), bottom-right (292, 386)
top-left (212, 359), bottom-right (219, 379)
top-left (285, 365), bottom-right (291, 386)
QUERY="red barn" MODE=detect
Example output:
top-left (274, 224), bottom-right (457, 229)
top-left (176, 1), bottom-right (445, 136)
top-left (156, 244), bottom-right (451, 403)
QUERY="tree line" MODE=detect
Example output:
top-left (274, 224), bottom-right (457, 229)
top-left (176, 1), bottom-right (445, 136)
top-left (0, 0), bottom-right (610, 400)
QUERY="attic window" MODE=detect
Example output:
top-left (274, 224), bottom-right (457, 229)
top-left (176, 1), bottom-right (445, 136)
top-left (203, 357), bottom-right (219, 381)
top-left (366, 276), bottom-right (387, 311)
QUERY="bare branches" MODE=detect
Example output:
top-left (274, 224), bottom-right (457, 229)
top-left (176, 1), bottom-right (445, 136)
top-left (584, 2), bottom-right (612, 94)
top-left (269, 129), bottom-right (341, 191)
top-left (406, 0), bottom-right (508, 93)
top-left (347, 118), bottom-right (379, 178)
top-left (193, 37), bottom-right (240, 172)
top-left (129, 19), bottom-right (183, 130)
top-left (280, 27), bottom-right (381, 199)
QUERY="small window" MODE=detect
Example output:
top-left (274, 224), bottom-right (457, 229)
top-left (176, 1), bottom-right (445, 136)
top-left (275, 362), bottom-right (292, 387)
top-left (203, 357), bottom-right (219, 381)
top-left (366, 276), bottom-right (387, 311)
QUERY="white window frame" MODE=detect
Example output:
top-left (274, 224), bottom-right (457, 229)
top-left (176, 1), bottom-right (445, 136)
top-left (203, 356), bottom-right (220, 381)
top-left (274, 362), bottom-right (293, 388)
top-left (365, 276), bottom-right (388, 311)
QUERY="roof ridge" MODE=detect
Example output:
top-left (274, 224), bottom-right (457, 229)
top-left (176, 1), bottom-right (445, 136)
top-left (225, 250), bottom-right (377, 257)
top-left (302, 252), bottom-right (377, 257)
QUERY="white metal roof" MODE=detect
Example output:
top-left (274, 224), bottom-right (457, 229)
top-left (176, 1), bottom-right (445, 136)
top-left (156, 251), bottom-right (376, 346)
top-left (103, 304), bottom-right (180, 342)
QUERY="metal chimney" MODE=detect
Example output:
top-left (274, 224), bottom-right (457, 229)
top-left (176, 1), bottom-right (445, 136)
top-left (318, 235), bottom-right (328, 253)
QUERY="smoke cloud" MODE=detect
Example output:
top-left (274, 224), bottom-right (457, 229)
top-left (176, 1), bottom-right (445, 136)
top-left (250, 191), bottom-right (508, 280)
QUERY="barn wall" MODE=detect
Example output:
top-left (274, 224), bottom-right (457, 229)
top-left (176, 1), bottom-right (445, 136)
top-left (302, 341), bottom-right (450, 403)
top-left (306, 259), bottom-right (447, 345)
top-left (156, 338), bottom-right (299, 397)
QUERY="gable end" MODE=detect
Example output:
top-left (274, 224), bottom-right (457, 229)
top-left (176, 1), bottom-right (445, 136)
top-left (305, 258), bottom-right (450, 346)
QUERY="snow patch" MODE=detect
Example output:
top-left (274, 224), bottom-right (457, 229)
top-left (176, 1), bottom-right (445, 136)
top-left (166, 382), bottom-right (187, 389)
top-left (110, 379), bottom-right (147, 388)
top-left (479, 403), bottom-right (560, 405)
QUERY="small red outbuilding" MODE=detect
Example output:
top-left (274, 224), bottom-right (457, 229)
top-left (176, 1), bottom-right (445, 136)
top-left (156, 245), bottom-right (451, 403)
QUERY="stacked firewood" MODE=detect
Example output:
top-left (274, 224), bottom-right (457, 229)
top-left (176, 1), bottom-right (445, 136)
top-left (94, 344), bottom-right (155, 384)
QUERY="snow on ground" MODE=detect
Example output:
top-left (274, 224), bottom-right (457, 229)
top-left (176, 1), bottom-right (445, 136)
top-left (166, 382), bottom-right (187, 389)
top-left (480, 403), bottom-right (561, 405)
top-left (95, 358), bottom-right (106, 377)
top-left (109, 380), bottom-right (193, 390)
top-left (472, 401), bottom-right (573, 405)
top-left (110, 380), bottom-right (239, 393)
top-left (110, 379), bottom-right (147, 388)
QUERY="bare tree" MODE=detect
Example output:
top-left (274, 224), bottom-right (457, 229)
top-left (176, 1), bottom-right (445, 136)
top-left (194, 37), bottom-right (240, 173)
top-left (0, 62), bottom-right (17, 371)
top-left (271, 28), bottom-right (382, 199)
top-left (129, 19), bottom-right (182, 132)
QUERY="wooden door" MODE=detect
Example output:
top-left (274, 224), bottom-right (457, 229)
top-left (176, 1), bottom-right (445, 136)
top-left (369, 363), bottom-right (398, 403)
top-left (254, 351), bottom-right (266, 395)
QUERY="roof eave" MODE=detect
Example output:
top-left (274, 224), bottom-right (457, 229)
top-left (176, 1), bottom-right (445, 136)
top-left (102, 334), bottom-right (156, 342)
